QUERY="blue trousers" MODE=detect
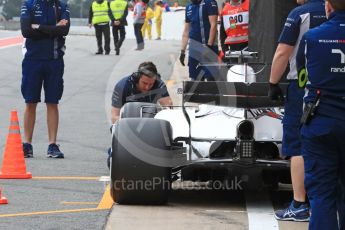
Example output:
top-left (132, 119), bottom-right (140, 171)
top-left (188, 41), bottom-right (218, 81)
top-left (134, 23), bottom-right (144, 48)
top-left (301, 115), bottom-right (345, 230)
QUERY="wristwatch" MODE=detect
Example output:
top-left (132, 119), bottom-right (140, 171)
top-left (32, 24), bottom-right (40, 29)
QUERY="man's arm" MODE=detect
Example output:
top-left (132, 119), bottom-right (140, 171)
top-left (179, 22), bottom-right (190, 66)
top-left (111, 79), bottom-right (126, 124)
top-left (219, 16), bottom-right (227, 52)
top-left (208, 15), bottom-right (217, 46)
top-left (269, 43), bottom-right (294, 84)
top-left (108, 2), bottom-right (115, 22)
top-left (158, 96), bottom-right (173, 106)
top-left (296, 34), bottom-right (307, 71)
top-left (156, 81), bottom-right (173, 106)
top-left (88, 5), bottom-right (93, 27)
top-left (206, 0), bottom-right (218, 46)
top-left (20, 1), bottom-right (49, 39)
top-left (37, 2), bottom-right (70, 37)
top-left (38, 21), bottom-right (70, 37)
top-left (269, 8), bottom-right (301, 84)
top-left (111, 107), bottom-right (121, 123)
top-left (120, 4), bottom-right (129, 24)
top-left (181, 22), bottom-right (190, 51)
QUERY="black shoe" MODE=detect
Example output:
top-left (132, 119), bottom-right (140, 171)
top-left (95, 51), bottom-right (103, 55)
top-left (115, 48), bottom-right (120, 55)
top-left (105, 51), bottom-right (110, 55)
top-left (47, 144), bottom-right (64, 158)
top-left (23, 143), bottom-right (33, 158)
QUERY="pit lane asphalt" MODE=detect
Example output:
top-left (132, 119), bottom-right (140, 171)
top-left (0, 31), bottom-right (308, 230)
top-left (0, 31), bottom-right (179, 229)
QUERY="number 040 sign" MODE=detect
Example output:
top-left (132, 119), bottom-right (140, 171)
top-left (223, 12), bottom-right (249, 30)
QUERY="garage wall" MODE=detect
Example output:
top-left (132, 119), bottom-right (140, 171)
top-left (248, 0), bottom-right (298, 81)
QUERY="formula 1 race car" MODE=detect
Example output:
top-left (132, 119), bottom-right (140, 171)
top-left (110, 51), bottom-right (290, 205)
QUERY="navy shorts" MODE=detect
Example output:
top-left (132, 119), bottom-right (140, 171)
top-left (21, 59), bottom-right (64, 104)
top-left (282, 80), bottom-right (305, 157)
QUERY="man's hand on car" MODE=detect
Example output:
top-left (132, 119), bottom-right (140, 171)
top-left (179, 50), bottom-right (186, 66)
top-left (268, 82), bottom-right (284, 101)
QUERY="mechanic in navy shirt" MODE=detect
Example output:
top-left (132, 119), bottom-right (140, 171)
top-left (296, 0), bottom-right (345, 228)
top-left (111, 62), bottom-right (172, 123)
top-left (268, 0), bottom-right (326, 221)
top-left (179, 0), bottom-right (219, 81)
top-left (20, 0), bottom-right (70, 158)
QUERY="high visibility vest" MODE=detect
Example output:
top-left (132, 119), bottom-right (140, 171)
top-left (92, 1), bottom-right (110, 24)
top-left (133, 2), bottom-right (146, 18)
top-left (222, 0), bottom-right (249, 45)
top-left (110, 0), bottom-right (127, 20)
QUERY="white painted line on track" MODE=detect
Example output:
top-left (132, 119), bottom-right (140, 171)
top-left (99, 176), bottom-right (110, 182)
top-left (205, 209), bottom-right (247, 213)
top-left (0, 43), bottom-right (22, 50)
top-left (246, 191), bottom-right (279, 230)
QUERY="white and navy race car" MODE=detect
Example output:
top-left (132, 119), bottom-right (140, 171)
top-left (110, 51), bottom-right (290, 204)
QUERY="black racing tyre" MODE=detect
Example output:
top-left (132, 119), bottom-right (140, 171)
top-left (120, 102), bottom-right (161, 119)
top-left (110, 118), bottom-right (173, 204)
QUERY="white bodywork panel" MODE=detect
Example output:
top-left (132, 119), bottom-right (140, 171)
top-left (227, 65), bottom-right (256, 83)
top-left (155, 105), bottom-right (283, 160)
top-left (155, 105), bottom-right (283, 142)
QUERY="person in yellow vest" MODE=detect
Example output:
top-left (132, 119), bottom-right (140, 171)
top-left (110, 0), bottom-right (128, 55)
top-left (141, 6), bottom-right (154, 40)
top-left (88, 0), bottom-right (114, 55)
top-left (154, 0), bottom-right (163, 40)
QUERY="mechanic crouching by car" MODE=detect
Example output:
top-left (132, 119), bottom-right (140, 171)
top-left (110, 61), bottom-right (172, 123)
top-left (107, 62), bottom-right (173, 168)
top-left (296, 0), bottom-right (345, 229)
top-left (268, 0), bottom-right (326, 222)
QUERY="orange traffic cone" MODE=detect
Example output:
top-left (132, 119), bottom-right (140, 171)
top-left (0, 187), bottom-right (8, 204)
top-left (0, 110), bottom-right (32, 179)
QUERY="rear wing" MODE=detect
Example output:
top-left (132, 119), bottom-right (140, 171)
top-left (181, 81), bottom-right (288, 160)
top-left (182, 81), bottom-right (288, 109)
